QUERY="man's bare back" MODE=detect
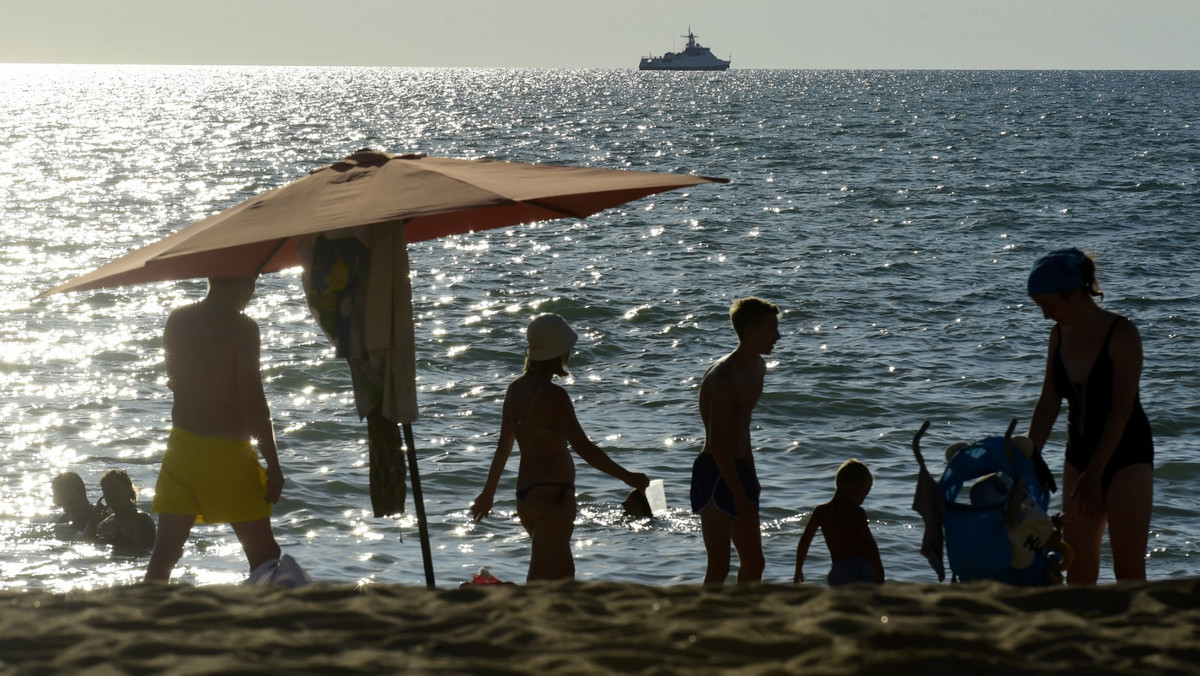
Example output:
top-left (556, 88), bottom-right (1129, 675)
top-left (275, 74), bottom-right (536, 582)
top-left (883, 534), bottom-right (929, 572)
top-left (165, 279), bottom-right (263, 441)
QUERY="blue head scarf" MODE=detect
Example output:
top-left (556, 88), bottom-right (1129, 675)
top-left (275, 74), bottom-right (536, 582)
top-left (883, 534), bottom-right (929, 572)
top-left (1027, 248), bottom-right (1088, 296)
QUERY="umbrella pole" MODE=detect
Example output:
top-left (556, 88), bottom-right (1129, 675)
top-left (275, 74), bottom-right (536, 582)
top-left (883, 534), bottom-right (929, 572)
top-left (402, 423), bottom-right (436, 588)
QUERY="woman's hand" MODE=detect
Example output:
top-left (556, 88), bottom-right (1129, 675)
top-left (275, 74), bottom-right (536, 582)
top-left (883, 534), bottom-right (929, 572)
top-left (89, 499), bottom-right (109, 520)
top-left (625, 472), bottom-right (650, 491)
top-left (82, 499), bottom-right (109, 540)
top-left (1071, 470), bottom-right (1103, 518)
top-left (95, 514), bottom-right (118, 540)
top-left (85, 499), bottom-right (109, 527)
top-left (471, 492), bottom-right (494, 522)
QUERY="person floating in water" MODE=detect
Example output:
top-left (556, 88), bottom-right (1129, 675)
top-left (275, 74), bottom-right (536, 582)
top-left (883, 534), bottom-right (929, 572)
top-left (1026, 248), bottom-right (1153, 584)
top-left (472, 313), bottom-right (649, 582)
top-left (51, 471), bottom-right (94, 530)
top-left (691, 297), bottom-right (780, 585)
top-left (83, 469), bottom-right (157, 553)
top-left (145, 276), bottom-right (286, 582)
top-left (793, 459), bottom-right (885, 586)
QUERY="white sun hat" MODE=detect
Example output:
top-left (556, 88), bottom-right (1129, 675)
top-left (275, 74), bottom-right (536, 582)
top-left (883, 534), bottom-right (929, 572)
top-left (526, 313), bottom-right (578, 361)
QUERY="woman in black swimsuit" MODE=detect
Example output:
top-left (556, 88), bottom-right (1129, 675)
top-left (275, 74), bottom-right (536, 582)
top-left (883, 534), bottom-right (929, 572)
top-left (471, 314), bottom-right (649, 581)
top-left (1027, 248), bottom-right (1153, 584)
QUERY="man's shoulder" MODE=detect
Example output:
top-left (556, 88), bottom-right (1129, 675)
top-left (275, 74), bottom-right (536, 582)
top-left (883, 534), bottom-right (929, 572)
top-left (699, 361), bottom-right (735, 397)
top-left (169, 303), bottom-right (255, 333)
top-left (704, 351), bottom-right (765, 382)
top-left (166, 302), bottom-right (197, 324)
top-left (703, 353), bottom-right (739, 379)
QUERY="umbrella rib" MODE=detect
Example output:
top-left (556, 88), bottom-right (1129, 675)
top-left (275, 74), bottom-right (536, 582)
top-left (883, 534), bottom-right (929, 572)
top-left (255, 239), bottom-right (290, 276)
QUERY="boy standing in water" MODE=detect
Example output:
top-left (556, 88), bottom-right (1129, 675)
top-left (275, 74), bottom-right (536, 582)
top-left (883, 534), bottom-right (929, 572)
top-left (690, 297), bottom-right (780, 585)
top-left (145, 276), bottom-right (285, 582)
top-left (794, 459), bottom-right (885, 586)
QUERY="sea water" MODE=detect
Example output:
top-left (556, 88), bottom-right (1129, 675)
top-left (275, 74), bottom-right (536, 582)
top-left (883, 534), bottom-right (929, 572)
top-left (1, 66), bottom-right (1197, 590)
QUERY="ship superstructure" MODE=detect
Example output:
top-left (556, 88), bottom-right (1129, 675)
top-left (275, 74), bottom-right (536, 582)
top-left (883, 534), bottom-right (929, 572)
top-left (639, 28), bottom-right (730, 71)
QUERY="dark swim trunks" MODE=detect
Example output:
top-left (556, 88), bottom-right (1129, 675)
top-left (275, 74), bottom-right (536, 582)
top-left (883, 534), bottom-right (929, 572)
top-left (1054, 317), bottom-right (1154, 492)
top-left (827, 558), bottom-right (876, 586)
top-left (689, 453), bottom-right (761, 517)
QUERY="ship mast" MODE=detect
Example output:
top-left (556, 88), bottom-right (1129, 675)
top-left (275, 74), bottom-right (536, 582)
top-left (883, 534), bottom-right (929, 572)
top-left (682, 26), bottom-right (698, 49)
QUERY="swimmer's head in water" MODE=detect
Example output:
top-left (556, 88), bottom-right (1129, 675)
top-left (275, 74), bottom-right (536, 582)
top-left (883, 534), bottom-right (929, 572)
top-left (51, 471), bottom-right (87, 505)
top-left (100, 469), bottom-right (137, 507)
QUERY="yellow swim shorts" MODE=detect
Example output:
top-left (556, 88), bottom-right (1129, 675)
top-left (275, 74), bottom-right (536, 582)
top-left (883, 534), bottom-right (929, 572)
top-left (152, 427), bottom-right (272, 524)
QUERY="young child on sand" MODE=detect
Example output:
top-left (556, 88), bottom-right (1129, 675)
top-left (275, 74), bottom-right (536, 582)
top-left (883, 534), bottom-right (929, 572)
top-left (794, 459), bottom-right (885, 586)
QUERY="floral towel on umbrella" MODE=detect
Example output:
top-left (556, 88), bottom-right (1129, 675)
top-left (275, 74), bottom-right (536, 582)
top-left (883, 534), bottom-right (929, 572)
top-left (301, 232), bottom-right (407, 516)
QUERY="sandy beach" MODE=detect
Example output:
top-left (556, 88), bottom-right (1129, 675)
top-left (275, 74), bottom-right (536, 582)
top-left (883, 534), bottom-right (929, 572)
top-left (3, 578), bottom-right (1198, 674)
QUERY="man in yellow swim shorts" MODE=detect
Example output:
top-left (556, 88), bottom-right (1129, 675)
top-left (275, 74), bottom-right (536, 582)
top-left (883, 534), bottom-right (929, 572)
top-left (145, 276), bottom-right (286, 582)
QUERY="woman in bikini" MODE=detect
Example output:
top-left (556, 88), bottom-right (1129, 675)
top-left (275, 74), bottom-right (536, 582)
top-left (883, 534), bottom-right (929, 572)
top-left (1027, 248), bottom-right (1153, 583)
top-left (471, 313), bottom-right (649, 581)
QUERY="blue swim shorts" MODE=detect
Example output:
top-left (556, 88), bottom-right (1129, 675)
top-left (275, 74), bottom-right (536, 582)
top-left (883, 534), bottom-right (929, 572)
top-left (689, 452), bottom-right (761, 517)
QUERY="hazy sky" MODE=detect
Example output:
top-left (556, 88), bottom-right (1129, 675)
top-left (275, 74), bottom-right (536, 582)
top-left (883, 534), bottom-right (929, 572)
top-left (2, 0), bottom-right (1198, 69)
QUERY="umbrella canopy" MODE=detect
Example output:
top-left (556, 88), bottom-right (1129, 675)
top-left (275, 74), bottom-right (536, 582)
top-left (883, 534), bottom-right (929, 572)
top-left (43, 150), bottom-right (726, 296)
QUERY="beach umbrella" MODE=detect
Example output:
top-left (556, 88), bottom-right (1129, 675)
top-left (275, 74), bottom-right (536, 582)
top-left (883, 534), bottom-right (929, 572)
top-left (43, 149), bottom-right (727, 587)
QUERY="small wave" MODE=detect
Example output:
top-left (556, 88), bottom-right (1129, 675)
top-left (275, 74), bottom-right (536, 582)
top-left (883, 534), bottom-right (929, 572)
top-left (1116, 179), bottom-right (1177, 192)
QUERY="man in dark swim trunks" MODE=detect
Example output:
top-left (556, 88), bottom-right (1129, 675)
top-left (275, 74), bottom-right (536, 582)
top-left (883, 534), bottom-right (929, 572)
top-left (691, 297), bottom-right (780, 584)
top-left (1027, 248), bottom-right (1153, 584)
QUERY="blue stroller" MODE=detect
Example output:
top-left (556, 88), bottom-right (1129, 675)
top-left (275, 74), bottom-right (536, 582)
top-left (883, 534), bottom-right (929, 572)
top-left (911, 419), bottom-right (1068, 585)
